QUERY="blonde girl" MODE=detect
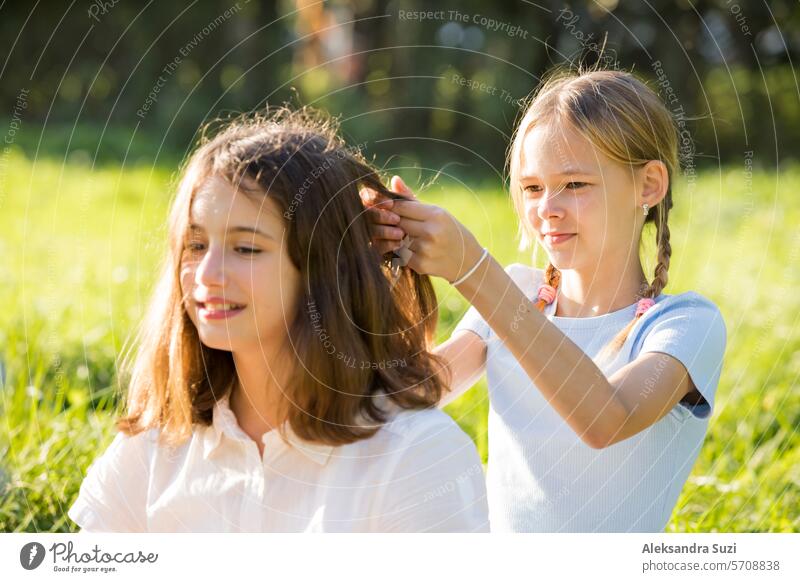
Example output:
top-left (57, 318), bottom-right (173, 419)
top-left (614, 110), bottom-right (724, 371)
top-left (68, 109), bottom-right (488, 533)
top-left (365, 69), bottom-right (727, 532)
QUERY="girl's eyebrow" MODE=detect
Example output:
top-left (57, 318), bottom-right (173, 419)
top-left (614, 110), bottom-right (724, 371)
top-left (189, 223), bottom-right (276, 241)
top-left (555, 168), bottom-right (594, 176)
top-left (520, 168), bottom-right (594, 180)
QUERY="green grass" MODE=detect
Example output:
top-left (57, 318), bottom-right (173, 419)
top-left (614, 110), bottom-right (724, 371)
top-left (1, 150), bottom-right (798, 532)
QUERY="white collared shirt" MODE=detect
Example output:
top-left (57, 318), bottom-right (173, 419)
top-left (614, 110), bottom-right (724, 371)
top-left (68, 394), bottom-right (489, 532)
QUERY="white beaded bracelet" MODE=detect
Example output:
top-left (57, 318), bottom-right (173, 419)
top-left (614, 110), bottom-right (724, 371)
top-left (450, 247), bottom-right (489, 286)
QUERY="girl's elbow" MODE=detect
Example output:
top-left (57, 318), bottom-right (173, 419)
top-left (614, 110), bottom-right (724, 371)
top-left (580, 399), bottom-right (638, 449)
top-left (578, 424), bottom-right (619, 449)
top-left (580, 431), bottom-right (611, 450)
top-left (582, 422), bottom-right (639, 449)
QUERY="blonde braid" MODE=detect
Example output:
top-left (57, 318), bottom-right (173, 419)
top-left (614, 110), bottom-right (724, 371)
top-left (534, 263), bottom-right (561, 312)
top-left (601, 197), bottom-right (673, 358)
top-left (647, 206), bottom-right (672, 299)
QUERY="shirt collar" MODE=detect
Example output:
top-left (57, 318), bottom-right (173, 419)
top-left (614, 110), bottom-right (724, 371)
top-left (201, 392), bottom-right (336, 466)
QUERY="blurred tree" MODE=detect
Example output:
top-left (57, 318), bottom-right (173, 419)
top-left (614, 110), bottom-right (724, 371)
top-left (0, 0), bottom-right (797, 174)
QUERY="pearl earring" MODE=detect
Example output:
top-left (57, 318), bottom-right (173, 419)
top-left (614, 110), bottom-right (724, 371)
top-left (641, 203), bottom-right (649, 216)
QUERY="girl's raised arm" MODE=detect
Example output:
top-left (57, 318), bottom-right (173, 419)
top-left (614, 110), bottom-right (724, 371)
top-left (387, 198), bottom-right (719, 449)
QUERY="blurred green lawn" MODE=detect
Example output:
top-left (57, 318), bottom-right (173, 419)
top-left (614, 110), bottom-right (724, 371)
top-left (1, 150), bottom-right (798, 532)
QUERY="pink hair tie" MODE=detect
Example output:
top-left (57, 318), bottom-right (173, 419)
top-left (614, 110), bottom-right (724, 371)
top-left (537, 284), bottom-right (557, 305)
top-left (635, 297), bottom-right (656, 317)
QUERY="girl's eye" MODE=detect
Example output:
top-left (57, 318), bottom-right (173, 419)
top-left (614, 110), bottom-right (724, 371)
top-left (523, 184), bottom-right (543, 196)
top-left (566, 182), bottom-right (588, 190)
top-left (235, 247), bottom-right (261, 255)
top-left (185, 241), bottom-right (205, 252)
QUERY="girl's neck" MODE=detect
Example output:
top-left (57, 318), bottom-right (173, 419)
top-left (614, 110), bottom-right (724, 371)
top-left (555, 262), bottom-right (648, 318)
top-left (229, 348), bottom-right (289, 441)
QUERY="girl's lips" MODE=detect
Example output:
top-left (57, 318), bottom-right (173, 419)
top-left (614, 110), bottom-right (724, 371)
top-left (198, 304), bottom-right (246, 320)
top-left (544, 233), bottom-right (576, 245)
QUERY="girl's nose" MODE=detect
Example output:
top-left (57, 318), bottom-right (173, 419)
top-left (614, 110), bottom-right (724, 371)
top-left (194, 245), bottom-right (226, 287)
top-left (537, 188), bottom-right (566, 221)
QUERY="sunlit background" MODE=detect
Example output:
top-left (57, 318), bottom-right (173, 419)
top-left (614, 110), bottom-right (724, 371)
top-left (1, 0), bottom-right (799, 532)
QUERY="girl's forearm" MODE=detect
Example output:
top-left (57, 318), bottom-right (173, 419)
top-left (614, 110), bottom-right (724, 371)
top-left (454, 253), bottom-right (631, 447)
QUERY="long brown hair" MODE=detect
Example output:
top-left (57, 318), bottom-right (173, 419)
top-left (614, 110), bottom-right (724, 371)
top-left (508, 67), bottom-right (679, 357)
top-left (117, 107), bottom-right (448, 448)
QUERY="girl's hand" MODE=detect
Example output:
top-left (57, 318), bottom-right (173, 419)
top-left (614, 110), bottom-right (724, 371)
top-left (391, 197), bottom-right (485, 285)
top-left (361, 175), bottom-right (485, 284)
top-left (360, 176), bottom-right (417, 255)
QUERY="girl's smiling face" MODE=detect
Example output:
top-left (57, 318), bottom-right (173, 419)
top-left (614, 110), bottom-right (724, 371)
top-left (519, 122), bottom-right (644, 273)
top-left (180, 174), bottom-right (300, 353)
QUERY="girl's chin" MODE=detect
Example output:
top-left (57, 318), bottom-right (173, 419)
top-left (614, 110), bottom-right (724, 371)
top-left (197, 330), bottom-right (281, 354)
top-left (198, 337), bottom-right (237, 352)
top-left (195, 330), bottom-right (250, 352)
top-left (545, 251), bottom-right (580, 270)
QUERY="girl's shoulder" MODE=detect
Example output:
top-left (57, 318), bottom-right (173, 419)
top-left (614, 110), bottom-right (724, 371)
top-left (383, 406), bottom-right (466, 435)
top-left (633, 290), bottom-right (727, 352)
top-left (76, 428), bottom-right (160, 502)
top-left (367, 406), bottom-right (478, 456)
top-left (70, 427), bottom-right (170, 532)
top-left (327, 407), bottom-right (483, 494)
top-left (643, 290), bottom-right (726, 330)
top-left (93, 425), bottom-right (196, 474)
top-left (631, 290), bottom-right (727, 420)
top-left (359, 408), bottom-right (488, 532)
top-left (91, 427), bottom-right (160, 470)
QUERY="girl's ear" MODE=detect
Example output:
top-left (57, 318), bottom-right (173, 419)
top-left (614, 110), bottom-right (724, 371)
top-left (638, 160), bottom-right (669, 209)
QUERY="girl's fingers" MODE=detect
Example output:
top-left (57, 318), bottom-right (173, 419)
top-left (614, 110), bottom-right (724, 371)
top-left (391, 200), bottom-right (434, 220)
top-left (359, 186), bottom-right (378, 206)
top-left (370, 225), bottom-right (405, 241)
top-left (366, 206), bottom-right (400, 225)
top-left (360, 186), bottom-right (394, 209)
top-left (396, 217), bottom-right (429, 238)
top-left (404, 252), bottom-right (428, 275)
top-left (390, 176), bottom-right (418, 200)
